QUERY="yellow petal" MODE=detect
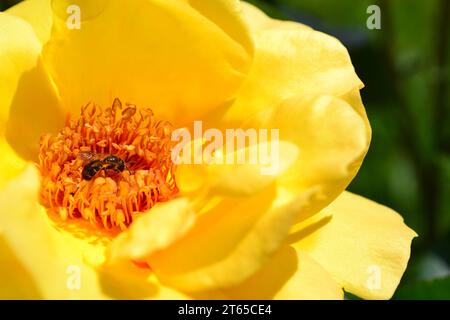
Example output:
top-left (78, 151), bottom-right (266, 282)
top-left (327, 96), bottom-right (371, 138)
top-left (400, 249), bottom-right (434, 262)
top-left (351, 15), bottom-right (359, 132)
top-left (209, 94), bottom-right (368, 222)
top-left (0, 139), bottom-right (27, 188)
top-left (269, 95), bottom-right (369, 220)
top-left (0, 13), bottom-right (40, 131)
top-left (147, 98), bottom-right (365, 293)
top-left (175, 138), bottom-right (300, 197)
top-left (52, 210), bottom-right (193, 299)
top-left (341, 88), bottom-right (372, 140)
top-left (0, 164), bottom-right (192, 299)
top-left (43, 0), bottom-right (253, 125)
top-left (105, 137), bottom-right (303, 293)
top-left (137, 136), bottom-right (310, 292)
top-left (6, 0), bottom-right (53, 44)
top-left (205, 141), bottom-right (300, 196)
top-left (99, 261), bottom-right (191, 300)
top-left (0, 11), bottom-right (63, 161)
top-left (102, 134), bottom-right (303, 293)
top-left (290, 191), bottom-right (417, 300)
top-left (220, 246), bottom-right (343, 300)
top-left (0, 164), bottom-right (61, 298)
top-left (4, 56), bottom-right (64, 161)
top-left (224, 2), bottom-right (364, 124)
top-left (147, 184), bottom-right (318, 292)
top-left (0, 164), bottom-right (109, 299)
top-left (187, 0), bottom-right (253, 54)
top-left (210, 3), bottom-right (371, 220)
top-left (106, 198), bottom-right (196, 263)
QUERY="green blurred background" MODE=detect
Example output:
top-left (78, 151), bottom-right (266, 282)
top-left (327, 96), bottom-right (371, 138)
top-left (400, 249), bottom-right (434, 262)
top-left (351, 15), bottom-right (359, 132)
top-left (1, 0), bottom-right (449, 299)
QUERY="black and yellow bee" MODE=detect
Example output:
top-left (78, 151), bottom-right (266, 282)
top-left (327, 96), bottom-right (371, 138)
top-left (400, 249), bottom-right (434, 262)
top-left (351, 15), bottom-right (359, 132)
top-left (78, 151), bottom-right (127, 181)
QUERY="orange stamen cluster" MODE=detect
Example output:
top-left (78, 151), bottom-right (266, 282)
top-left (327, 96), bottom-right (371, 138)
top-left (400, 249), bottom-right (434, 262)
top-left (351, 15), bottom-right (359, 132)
top-left (39, 98), bottom-right (178, 230)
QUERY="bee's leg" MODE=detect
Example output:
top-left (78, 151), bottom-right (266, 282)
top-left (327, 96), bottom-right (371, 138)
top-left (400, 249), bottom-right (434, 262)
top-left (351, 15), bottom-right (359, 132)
top-left (126, 165), bottom-right (134, 175)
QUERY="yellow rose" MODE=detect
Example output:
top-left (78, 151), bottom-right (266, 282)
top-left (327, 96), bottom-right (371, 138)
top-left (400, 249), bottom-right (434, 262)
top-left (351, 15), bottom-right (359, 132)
top-left (0, 0), bottom-right (416, 300)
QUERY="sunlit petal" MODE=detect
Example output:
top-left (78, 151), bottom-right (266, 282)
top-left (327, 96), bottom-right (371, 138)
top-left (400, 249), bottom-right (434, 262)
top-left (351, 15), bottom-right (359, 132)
top-left (43, 0), bottom-right (254, 125)
top-left (290, 191), bottom-right (417, 299)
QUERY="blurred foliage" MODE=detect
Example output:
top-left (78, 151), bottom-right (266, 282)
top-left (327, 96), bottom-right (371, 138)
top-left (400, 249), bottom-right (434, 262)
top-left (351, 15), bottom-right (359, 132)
top-left (0, 0), bottom-right (21, 9)
top-left (1, 0), bottom-right (449, 299)
top-left (395, 276), bottom-right (450, 300)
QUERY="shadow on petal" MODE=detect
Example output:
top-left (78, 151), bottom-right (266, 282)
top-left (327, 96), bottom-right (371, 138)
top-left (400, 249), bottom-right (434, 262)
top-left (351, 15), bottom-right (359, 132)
top-left (6, 59), bottom-right (64, 162)
top-left (220, 245), bottom-right (298, 299)
top-left (98, 261), bottom-right (190, 300)
top-left (98, 261), bottom-right (159, 299)
top-left (287, 214), bottom-right (333, 244)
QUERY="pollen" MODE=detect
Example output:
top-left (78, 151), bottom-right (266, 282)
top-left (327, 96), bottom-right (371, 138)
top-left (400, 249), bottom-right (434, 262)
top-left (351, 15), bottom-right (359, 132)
top-left (39, 98), bottom-right (178, 231)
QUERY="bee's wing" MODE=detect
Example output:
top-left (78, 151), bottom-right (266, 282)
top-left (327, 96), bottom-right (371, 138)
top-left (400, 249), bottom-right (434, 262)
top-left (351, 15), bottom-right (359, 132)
top-left (77, 151), bottom-right (102, 164)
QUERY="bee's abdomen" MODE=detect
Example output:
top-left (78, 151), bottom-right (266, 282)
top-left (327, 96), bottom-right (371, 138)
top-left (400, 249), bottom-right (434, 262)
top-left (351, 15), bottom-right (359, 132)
top-left (82, 160), bottom-right (103, 180)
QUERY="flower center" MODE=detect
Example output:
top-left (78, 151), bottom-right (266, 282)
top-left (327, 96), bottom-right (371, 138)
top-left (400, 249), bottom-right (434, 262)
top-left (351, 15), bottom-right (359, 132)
top-left (39, 98), bottom-right (178, 230)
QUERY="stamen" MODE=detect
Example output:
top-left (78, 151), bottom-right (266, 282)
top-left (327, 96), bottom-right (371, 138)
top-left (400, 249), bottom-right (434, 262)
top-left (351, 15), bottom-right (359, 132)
top-left (39, 98), bottom-right (178, 230)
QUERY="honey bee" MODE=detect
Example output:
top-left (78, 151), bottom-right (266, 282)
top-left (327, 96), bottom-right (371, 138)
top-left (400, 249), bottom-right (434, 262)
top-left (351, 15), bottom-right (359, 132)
top-left (78, 151), bottom-right (128, 181)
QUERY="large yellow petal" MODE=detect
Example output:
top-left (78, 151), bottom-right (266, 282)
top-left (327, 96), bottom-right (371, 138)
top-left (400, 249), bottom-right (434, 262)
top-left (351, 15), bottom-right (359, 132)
top-left (43, 0), bottom-right (254, 126)
top-left (175, 139), bottom-right (300, 196)
top-left (204, 94), bottom-right (369, 221)
top-left (0, 11), bottom-right (63, 161)
top-left (223, 2), bottom-right (364, 124)
top-left (289, 191), bottom-right (417, 300)
top-left (146, 183), bottom-right (318, 292)
top-left (6, 0), bottom-right (53, 44)
top-left (49, 208), bottom-right (193, 299)
top-left (0, 13), bottom-right (40, 132)
top-left (106, 138), bottom-right (309, 293)
top-left (206, 3), bottom-right (371, 220)
top-left (260, 95), bottom-right (369, 220)
top-left (142, 98), bottom-right (367, 293)
top-left (4, 56), bottom-right (64, 161)
top-left (106, 198), bottom-right (196, 263)
top-left (0, 164), bottom-right (109, 299)
top-left (0, 164), bottom-right (192, 299)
